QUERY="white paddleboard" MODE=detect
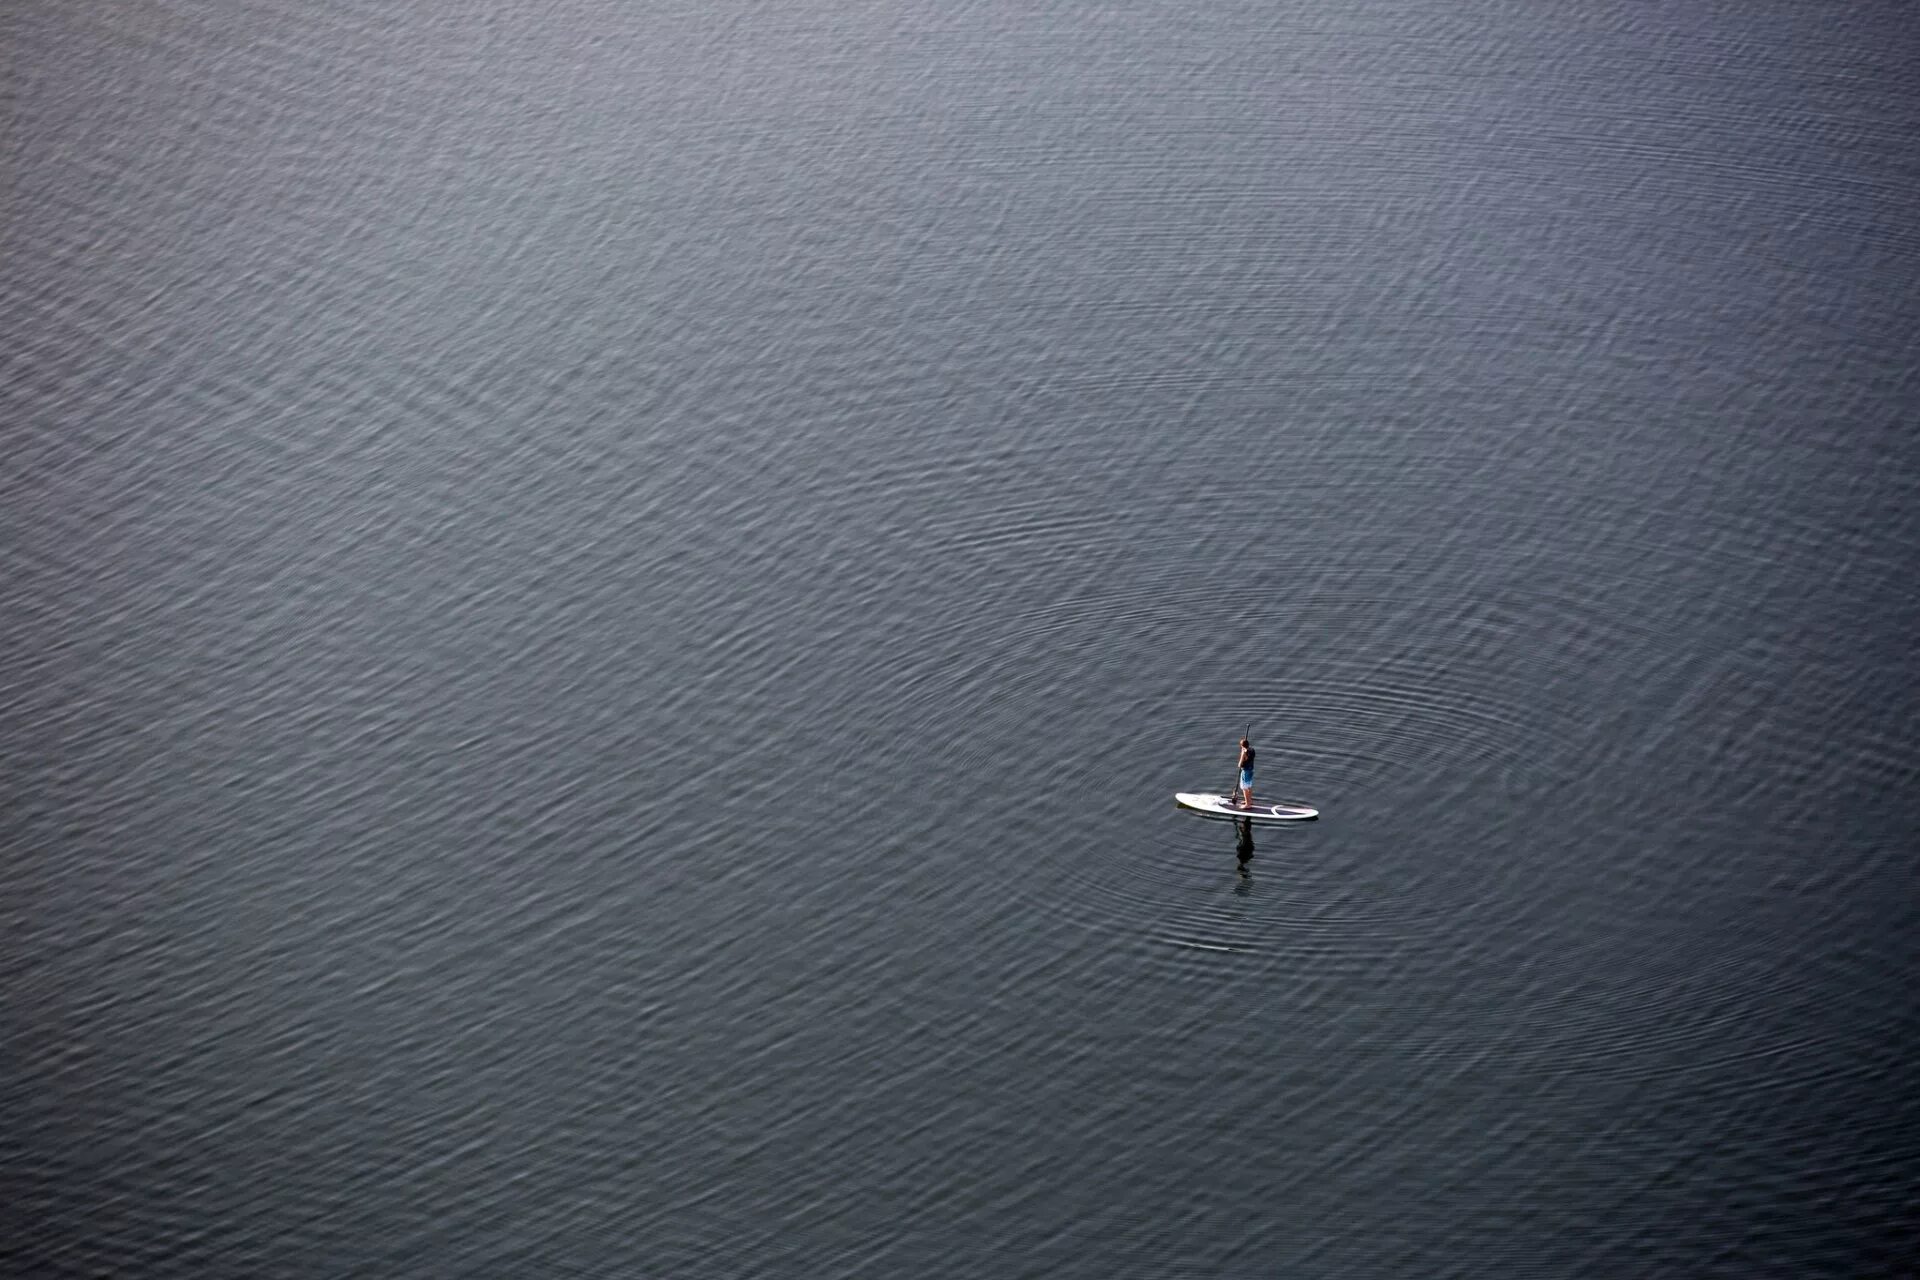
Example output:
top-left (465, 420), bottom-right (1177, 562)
top-left (1175, 792), bottom-right (1318, 822)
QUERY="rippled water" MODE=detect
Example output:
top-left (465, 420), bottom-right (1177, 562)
top-left (6, 1), bottom-right (1917, 1275)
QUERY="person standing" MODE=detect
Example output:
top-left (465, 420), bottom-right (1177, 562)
top-left (1236, 736), bottom-right (1256, 808)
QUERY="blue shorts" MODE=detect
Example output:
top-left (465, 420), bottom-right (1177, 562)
top-left (1239, 768), bottom-right (1255, 790)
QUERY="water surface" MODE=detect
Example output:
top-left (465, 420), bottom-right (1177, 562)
top-left (5, 1), bottom-right (1917, 1275)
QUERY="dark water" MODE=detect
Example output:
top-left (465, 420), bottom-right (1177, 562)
top-left (6, 2), bottom-right (1917, 1275)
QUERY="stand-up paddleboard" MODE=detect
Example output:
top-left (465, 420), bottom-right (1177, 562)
top-left (1175, 792), bottom-right (1318, 822)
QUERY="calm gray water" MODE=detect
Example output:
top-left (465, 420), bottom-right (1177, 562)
top-left (6, 2), bottom-right (1917, 1275)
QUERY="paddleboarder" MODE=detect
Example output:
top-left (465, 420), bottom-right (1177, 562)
top-left (1236, 736), bottom-right (1255, 808)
